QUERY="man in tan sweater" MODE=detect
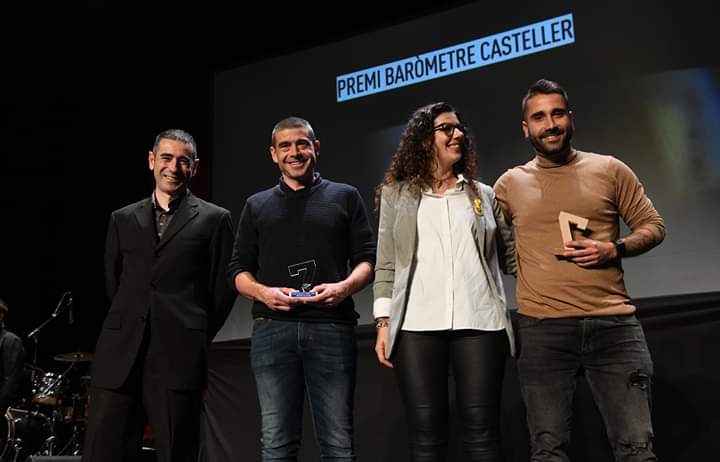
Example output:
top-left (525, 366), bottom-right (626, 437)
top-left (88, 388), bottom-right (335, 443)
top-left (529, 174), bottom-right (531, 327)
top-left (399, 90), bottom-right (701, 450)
top-left (494, 78), bottom-right (665, 461)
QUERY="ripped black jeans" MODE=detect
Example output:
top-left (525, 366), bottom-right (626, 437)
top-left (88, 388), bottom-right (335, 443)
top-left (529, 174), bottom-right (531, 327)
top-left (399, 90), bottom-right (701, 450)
top-left (516, 314), bottom-right (658, 462)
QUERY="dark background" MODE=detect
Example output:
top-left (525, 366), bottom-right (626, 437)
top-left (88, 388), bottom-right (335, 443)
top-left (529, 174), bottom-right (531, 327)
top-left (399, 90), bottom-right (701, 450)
top-left (1, 0), bottom-right (476, 371)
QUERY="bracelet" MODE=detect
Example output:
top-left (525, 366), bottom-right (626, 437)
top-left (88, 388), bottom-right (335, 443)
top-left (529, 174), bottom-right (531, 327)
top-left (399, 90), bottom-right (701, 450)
top-left (375, 318), bottom-right (390, 329)
top-left (613, 238), bottom-right (627, 258)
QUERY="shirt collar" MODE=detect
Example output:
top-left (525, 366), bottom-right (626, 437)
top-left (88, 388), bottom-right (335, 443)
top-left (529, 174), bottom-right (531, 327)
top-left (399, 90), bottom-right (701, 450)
top-left (422, 174), bottom-right (468, 194)
top-left (152, 189), bottom-right (187, 213)
top-left (534, 148), bottom-right (578, 168)
top-left (278, 172), bottom-right (322, 193)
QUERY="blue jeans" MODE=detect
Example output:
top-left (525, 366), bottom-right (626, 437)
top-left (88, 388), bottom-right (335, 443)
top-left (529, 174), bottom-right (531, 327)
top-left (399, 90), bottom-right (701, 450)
top-left (250, 318), bottom-right (357, 461)
top-left (516, 314), bottom-right (657, 462)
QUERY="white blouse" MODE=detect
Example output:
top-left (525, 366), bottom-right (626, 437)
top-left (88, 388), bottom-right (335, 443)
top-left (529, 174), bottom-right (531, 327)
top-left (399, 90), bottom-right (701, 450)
top-left (402, 179), bottom-right (504, 332)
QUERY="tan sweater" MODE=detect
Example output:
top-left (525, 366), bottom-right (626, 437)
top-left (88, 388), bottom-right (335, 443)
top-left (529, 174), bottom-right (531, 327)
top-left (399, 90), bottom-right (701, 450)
top-left (494, 150), bottom-right (665, 318)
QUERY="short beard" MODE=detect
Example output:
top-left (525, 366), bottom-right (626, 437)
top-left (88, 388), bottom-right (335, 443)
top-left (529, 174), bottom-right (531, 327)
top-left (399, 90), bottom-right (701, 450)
top-left (530, 127), bottom-right (573, 158)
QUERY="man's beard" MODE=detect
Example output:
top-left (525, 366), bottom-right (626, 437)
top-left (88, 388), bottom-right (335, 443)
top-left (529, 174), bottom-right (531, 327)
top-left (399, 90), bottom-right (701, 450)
top-left (529, 126), bottom-right (573, 157)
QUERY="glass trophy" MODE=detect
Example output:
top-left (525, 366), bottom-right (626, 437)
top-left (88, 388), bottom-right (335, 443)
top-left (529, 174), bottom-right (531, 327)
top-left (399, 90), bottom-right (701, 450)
top-left (288, 260), bottom-right (317, 297)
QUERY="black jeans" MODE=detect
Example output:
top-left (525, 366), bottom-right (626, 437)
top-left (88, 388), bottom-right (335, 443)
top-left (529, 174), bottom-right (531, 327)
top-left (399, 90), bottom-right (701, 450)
top-left (393, 329), bottom-right (508, 462)
top-left (516, 314), bottom-right (657, 462)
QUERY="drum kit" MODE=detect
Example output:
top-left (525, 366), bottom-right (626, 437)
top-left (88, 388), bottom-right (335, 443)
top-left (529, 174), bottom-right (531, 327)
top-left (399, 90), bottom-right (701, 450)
top-left (0, 351), bottom-right (93, 461)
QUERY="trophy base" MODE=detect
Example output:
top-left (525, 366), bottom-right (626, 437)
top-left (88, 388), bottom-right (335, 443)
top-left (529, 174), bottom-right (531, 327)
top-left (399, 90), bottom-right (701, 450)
top-left (290, 291), bottom-right (317, 298)
top-left (553, 248), bottom-right (571, 258)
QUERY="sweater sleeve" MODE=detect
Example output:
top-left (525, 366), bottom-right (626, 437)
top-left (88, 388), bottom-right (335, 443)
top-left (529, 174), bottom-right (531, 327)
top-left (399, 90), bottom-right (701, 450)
top-left (347, 187), bottom-right (377, 269)
top-left (612, 157), bottom-right (666, 244)
top-left (493, 171), bottom-right (513, 225)
top-left (488, 184), bottom-right (516, 276)
top-left (227, 200), bottom-right (259, 289)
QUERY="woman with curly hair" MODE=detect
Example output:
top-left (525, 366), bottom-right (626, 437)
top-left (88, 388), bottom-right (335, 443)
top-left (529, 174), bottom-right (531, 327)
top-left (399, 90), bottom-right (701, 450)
top-left (372, 102), bottom-right (516, 461)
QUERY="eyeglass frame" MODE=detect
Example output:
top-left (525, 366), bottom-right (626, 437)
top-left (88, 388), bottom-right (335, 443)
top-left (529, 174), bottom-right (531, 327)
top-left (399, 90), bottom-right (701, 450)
top-left (433, 122), bottom-right (467, 137)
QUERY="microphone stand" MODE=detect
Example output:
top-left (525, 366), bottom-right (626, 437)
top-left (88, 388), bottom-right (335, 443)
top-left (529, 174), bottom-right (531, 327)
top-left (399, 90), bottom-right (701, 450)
top-left (26, 292), bottom-right (71, 384)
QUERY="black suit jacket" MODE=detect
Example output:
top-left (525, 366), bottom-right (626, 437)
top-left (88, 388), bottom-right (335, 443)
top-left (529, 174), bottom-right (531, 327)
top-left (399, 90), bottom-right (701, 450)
top-left (0, 328), bottom-right (25, 411)
top-left (92, 192), bottom-right (235, 390)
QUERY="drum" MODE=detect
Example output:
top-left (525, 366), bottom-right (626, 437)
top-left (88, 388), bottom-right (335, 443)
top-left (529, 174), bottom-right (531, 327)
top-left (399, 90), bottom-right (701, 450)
top-left (0, 408), bottom-right (51, 461)
top-left (32, 372), bottom-right (68, 407)
top-left (0, 410), bottom-right (10, 461)
top-left (62, 392), bottom-right (89, 423)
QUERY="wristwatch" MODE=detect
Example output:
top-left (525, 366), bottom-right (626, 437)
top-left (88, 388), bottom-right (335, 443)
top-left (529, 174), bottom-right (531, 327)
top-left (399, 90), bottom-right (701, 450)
top-left (613, 238), bottom-right (627, 258)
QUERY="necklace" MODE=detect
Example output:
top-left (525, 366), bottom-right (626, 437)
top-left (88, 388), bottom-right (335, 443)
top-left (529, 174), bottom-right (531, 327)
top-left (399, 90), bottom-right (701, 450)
top-left (435, 174), bottom-right (455, 185)
top-left (432, 175), bottom-right (456, 193)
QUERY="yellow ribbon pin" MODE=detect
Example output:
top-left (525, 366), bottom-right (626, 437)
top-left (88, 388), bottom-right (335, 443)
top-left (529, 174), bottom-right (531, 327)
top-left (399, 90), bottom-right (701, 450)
top-left (472, 198), bottom-right (483, 216)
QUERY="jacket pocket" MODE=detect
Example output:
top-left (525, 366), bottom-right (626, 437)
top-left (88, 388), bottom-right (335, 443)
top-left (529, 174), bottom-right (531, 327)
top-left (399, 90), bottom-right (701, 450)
top-left (103, 312), bottom-right (122, 329)
top-left (181, 311), bottom-right (208, 331)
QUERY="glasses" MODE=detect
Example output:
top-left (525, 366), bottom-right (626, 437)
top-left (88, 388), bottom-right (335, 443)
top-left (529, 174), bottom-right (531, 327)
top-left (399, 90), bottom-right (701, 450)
top-left (433, 122), bottom-right (466, 137)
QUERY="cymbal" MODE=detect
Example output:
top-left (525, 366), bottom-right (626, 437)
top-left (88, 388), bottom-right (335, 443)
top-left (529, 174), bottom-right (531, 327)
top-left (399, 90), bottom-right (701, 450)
top-left (24, 363), bottom-right (45, 373)
top-left (54, 351), bottom-right (94, 362)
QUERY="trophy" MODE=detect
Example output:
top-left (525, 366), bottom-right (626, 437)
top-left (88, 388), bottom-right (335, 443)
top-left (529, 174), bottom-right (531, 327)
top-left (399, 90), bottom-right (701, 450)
top-left (288, 260), bottom-right (317, 297)
top-left (554, 211), bottom-right (589, 256)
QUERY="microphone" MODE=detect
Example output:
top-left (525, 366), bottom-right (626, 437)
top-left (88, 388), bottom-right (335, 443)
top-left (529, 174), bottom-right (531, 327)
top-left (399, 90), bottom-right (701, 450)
top-left (27, 291), bottom-right (72, 339)
top-left (54, 291), bottom-right (71, 315)
top-left (67, 293), bottom-right (74, 325)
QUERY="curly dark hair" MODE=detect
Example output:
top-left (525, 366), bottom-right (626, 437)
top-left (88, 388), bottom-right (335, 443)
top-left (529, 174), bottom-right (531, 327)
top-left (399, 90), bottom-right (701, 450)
top-left (374, 102), bottom-right (479, 209)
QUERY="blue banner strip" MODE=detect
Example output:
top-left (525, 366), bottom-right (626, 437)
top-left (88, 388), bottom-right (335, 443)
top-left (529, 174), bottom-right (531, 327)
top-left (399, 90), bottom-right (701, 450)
top-left (336, 13), bottom-right (575, 102)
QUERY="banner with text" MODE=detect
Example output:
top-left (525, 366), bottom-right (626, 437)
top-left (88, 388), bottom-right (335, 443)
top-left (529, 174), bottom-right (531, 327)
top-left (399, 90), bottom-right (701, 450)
top-left (336, 13), bottom-right (575, 102)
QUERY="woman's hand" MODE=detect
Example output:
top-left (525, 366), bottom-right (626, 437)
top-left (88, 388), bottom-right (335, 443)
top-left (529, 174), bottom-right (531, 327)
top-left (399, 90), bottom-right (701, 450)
top-left (374, 319), bottom-right (394, 368)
